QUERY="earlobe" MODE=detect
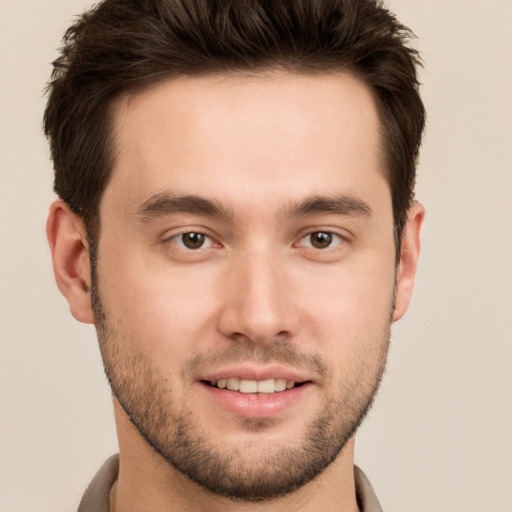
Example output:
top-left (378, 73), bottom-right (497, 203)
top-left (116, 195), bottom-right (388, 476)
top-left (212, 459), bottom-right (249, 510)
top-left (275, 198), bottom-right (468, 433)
top-left (46, 199), bottom-right (95, 324)
top-left (393, 202), bottom-right (425, 322)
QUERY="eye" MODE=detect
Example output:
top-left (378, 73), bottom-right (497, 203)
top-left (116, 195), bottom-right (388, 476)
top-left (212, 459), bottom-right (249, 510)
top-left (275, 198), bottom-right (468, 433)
top-left (298, 231), bottom-right (343, 249)
top-left (169, 232), bottom-right (214, 250)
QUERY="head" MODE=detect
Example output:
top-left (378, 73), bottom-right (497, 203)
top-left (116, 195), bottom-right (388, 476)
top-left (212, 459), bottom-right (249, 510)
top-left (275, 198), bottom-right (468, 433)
top-left (45, 0), bottom-right (424, 254)
top-left (45, 0), bottom-right (425, 503)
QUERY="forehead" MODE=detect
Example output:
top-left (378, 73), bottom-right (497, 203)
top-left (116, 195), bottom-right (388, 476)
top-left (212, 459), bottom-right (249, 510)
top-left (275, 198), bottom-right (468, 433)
top-left (106, 71), bottom-right (387, 214)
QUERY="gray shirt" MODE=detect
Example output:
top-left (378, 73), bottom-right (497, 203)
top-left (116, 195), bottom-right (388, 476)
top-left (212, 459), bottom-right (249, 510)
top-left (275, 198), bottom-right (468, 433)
top-left (78, 455), bottom-right (383, 511)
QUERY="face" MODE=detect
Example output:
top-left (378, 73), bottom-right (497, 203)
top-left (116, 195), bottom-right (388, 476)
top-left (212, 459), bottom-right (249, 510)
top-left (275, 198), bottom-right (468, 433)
top-left (93, 72), bottom-right (397, 499)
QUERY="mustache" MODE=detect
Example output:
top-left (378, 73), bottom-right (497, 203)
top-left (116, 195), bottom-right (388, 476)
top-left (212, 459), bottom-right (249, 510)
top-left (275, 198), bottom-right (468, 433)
top-left (183, 339), bottom-right (328, 378)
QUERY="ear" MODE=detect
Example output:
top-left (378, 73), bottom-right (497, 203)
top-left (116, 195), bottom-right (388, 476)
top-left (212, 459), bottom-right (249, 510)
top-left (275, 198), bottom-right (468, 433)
top-left (46, 199), bottom-right (95, 324)
top-left (393, 201), bottom-right (425, 322)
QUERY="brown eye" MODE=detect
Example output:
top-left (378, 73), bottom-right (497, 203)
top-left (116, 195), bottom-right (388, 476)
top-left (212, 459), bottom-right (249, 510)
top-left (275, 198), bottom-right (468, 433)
top-left (182, 232), bottom-right (206, 249)
top-left (299, 231), bottom-right (342, 249)
top-left (169, 232), bottom-right (213, 250)
top-left (311, 232), bottom-right (333, 249)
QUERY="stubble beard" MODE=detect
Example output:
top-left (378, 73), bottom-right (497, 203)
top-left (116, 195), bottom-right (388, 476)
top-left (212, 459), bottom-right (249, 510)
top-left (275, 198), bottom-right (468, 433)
top-left (90, 270), bottom-right (391, 502)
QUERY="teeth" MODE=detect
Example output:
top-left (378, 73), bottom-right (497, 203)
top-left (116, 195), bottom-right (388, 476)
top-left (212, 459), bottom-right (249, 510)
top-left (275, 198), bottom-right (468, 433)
top-left (275, 378), bottom-right (287, 392)
top-left (239, 379), bottom-right (258, 393)
top-left (257, 379), bottom-right (275, 393)
top-left (226, 378), bottom-right (240, 391)
top-left (211, 378), bottom-right (298, 394)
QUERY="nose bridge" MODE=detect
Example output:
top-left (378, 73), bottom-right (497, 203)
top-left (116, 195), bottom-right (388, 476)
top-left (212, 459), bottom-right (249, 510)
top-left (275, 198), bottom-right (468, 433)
top-left (218, 244), bottom-right (297, 343)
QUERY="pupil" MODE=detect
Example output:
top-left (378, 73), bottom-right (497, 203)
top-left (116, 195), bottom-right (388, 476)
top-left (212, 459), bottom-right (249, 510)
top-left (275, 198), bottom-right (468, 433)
top-left (183, 232), bottom-right (205, 249)
top-left (311, 232), bottom-right (332, 249)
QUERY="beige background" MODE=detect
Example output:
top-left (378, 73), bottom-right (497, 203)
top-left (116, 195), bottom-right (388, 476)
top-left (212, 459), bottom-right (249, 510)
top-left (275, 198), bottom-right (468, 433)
top-left (1, 0), bottom-right (511, 510)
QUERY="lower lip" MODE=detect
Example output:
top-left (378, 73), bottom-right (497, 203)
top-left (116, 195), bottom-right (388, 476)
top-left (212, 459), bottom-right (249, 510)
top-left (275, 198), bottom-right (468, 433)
top-left (199, 382), bottom-right (313, 418)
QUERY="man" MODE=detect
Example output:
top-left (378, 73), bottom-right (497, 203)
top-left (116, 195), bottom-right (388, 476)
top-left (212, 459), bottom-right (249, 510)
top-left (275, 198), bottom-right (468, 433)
top-left (44, 0), bottom-right (425, 510)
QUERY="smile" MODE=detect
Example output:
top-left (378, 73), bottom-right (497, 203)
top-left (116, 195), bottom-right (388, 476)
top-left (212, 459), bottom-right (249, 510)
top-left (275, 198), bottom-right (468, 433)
top-left (206, 378), bottom-right (302, 394)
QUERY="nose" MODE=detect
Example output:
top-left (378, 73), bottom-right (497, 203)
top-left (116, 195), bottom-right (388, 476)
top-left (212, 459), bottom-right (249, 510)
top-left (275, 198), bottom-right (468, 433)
top-left (217, 250), bottom-right (300, 344)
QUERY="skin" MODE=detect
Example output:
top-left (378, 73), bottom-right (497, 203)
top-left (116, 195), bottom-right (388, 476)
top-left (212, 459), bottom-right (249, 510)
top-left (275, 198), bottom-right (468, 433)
top-left (47, 71), bottom-right (423, 512)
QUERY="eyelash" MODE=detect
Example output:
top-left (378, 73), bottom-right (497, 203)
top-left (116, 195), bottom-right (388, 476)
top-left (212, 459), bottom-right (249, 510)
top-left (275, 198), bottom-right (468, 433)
top-left (165, 230), bottom-right (345, 251)
top-left (167, 231), bottom-right (217, 250)
top-left (295, 231), bottom-right (344, 250)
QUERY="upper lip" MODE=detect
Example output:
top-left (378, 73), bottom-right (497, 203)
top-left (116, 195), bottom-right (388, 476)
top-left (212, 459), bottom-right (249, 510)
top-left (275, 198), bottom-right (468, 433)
top-left (197, 364), bottom-right (315, 384)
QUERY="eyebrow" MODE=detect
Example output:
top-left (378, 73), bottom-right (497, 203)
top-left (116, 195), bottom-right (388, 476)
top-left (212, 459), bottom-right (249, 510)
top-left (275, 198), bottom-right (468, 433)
top-left (135, 192), bottom-right (234, 223)
top-left (135, 191), bottom-right (371, 224)
top-left (283, 194), bottom-right (372, 218)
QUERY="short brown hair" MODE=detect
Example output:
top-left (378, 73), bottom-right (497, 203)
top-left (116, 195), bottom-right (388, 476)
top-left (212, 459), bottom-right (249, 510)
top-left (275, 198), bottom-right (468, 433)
top-left (44, 0), bottom-right (425, 249)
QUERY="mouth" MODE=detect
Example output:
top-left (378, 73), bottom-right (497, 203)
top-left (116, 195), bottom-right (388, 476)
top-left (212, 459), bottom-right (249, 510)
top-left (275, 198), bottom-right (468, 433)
top-left (198, 369), bottom-right (315, 418)
top-left (202, 378), bottom-right (309, 394)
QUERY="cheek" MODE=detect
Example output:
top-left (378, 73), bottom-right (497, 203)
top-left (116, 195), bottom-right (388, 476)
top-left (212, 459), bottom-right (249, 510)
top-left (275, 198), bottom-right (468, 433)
top-left (97, 251), bottom-right (222, 359)
top-left (297, 258), bottom-right (396, 348)
top-left (303, 268), bottom-right (393, 391)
